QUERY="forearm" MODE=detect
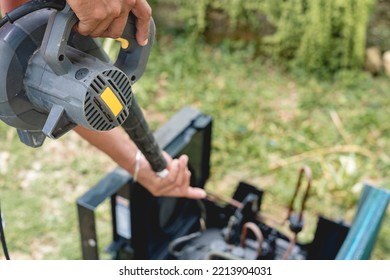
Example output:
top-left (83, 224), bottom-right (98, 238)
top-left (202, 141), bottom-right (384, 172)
top-left (74, 126), bottom-right (206, 199)
top-left (0, 0), bottom-right (27, 14)
top-left (74, 126), bottom-right (137, 175)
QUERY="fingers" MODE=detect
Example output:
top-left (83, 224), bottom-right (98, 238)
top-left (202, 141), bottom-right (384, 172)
top-left (184, 187), bottom-right (207, 200)
top-left (135, 152), bottom-right (206, 199)
top-left (155, 155), bottom-right (206, 199)
top-left (67, 0), bottom-right (152, 44)
top-left (153, 157), bottom-right (182, 196)
top-left (131, 0), bottom-right (152, 46)
top-left (67, 0), bottom-right (116, 37)
top-left (100, 15), bottom-right (128, 39)
top-left (175, 156), bottom-right (192, 196)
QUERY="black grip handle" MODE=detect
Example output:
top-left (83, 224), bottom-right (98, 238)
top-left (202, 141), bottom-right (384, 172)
top-left (114, 13), bottom-right (155, 84)
top-left (121, 97), bottom-right (167, 173)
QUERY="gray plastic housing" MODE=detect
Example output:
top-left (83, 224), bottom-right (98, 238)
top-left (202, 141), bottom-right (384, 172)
top-left (0, 5), bottom-right (166, 172)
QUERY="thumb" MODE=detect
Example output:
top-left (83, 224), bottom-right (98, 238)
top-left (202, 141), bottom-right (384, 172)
top-left (184, 187), bottom-right (207, 200)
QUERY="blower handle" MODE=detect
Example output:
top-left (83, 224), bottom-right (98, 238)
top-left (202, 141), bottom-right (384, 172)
top-left (41, 5), bottom-right (156, 81)
top-left (114, 13), bottom-right (156, 84)
top-left (40, 4), bottom-right (78, 75)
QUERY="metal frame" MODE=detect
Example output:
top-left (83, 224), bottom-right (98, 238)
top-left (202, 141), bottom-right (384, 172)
top-left (335, 184), bottom-right (390, 259)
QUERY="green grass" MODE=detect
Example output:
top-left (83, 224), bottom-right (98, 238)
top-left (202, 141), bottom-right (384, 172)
top-left (0, 35), bottom-right (389, 259)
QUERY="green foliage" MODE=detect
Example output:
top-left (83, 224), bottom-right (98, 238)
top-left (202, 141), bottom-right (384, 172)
top-left (367, 0), bottom-right (390, 51)
top-left (262, 0), bottom-right (306, 60)
top-left (293, 0), bottom-right (377, 74)
top-left (151, 0), bottom-right (377, 74)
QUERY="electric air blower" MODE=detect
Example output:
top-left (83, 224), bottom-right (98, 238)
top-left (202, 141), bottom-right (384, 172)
top-left (0, 0), bottom-right (168, 175)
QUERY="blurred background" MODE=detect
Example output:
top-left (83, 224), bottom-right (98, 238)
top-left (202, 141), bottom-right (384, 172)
top-left (0, 0), bottom-right (389, 259)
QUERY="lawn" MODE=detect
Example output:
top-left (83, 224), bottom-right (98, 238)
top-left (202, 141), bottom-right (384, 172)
top-left (0, 35), bottom-right (389, 259)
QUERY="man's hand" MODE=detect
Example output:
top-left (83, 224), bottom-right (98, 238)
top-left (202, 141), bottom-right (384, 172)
top-left (1, 0), bottom-right (152, 45)
top-left (67, 0), bottom-right (152, 45)
top-left (136, 152), bottom-right (207, 199)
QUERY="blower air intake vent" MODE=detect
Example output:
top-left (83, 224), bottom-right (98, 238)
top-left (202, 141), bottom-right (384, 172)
top-left (84, 69), bottom-right (132, 131)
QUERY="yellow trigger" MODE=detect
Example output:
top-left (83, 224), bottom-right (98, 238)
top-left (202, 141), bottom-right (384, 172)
top-left (116, 38), bottom-right (130, 49)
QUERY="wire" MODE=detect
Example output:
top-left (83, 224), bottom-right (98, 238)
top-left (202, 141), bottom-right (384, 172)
top-left (168, 231), bottom-right (202, 258)
top-left (240, 222), bottom-right (264, 259)
top-left (0, 0), bottom-right (66, 28)
top-left (282, 233), bottom-right (297, 260)
top-left (0, 202), bottom-right (10, 260)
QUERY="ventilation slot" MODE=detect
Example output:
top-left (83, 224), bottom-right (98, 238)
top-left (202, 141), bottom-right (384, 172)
top-left (84, 70), bottom-right (132, 131)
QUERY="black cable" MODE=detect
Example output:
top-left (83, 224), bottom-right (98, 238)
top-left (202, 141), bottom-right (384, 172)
top-left (0, 202), bottom-right (10, 260)
top-left (0, 0), bottom-right (66, 28)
